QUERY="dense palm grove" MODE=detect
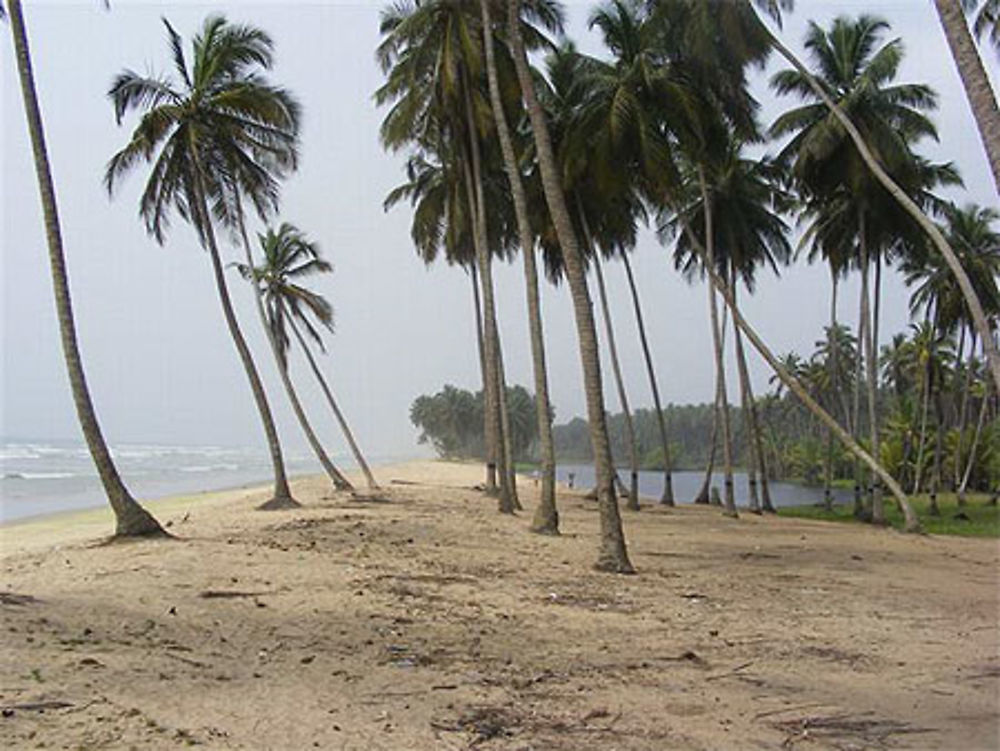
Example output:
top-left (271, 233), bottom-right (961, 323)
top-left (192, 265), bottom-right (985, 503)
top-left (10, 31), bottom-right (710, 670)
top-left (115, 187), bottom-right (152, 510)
top-left (384, 0), bottom-right (1000, 561)
top-left (6, 0), bottom-right (999, 570)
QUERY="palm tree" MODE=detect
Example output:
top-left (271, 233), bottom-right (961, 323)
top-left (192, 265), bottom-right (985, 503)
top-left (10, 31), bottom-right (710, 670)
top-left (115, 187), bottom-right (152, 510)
top-left (771, 14), bottom-right (953, 525)
top-left (935, 0), bottom-right (1000, 192)
top-left (106, 15), bottom-right (300, 509)
top-left (508, 0), bottom-right (633, 572)
top-left (376, 0), bottom-right (518, 512)
top-left (238, 224), bottom-right (379, 491)
top-left (751, 4), bottom-right (1000, 396)
top-left (478, 0), bottom-right (561, 533)
top-left (5, 0), bottom-right (165, 537)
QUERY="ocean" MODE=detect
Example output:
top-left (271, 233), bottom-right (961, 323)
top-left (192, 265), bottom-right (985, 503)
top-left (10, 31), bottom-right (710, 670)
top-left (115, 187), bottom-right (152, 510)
top-left (0, 440), bottom-right (338, 523)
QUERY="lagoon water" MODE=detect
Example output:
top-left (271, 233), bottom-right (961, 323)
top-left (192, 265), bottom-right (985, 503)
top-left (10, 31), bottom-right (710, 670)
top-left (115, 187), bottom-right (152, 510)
top-left (553, 464), bottom-right (851, 509)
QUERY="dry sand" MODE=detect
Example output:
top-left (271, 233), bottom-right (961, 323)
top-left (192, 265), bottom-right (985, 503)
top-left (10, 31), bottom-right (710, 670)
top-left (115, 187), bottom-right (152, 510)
top-left (0, 460), bottom-right (997, 750)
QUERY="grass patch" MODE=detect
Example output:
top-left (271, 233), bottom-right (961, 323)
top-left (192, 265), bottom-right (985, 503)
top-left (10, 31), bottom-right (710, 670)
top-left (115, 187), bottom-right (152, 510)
top-left (779, 493), bottom-right (999, 538)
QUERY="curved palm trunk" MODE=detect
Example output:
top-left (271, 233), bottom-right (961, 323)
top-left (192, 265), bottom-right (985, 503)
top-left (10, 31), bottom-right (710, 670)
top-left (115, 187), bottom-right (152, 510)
top-left (189, 157), bottom-right (295, 510)
top-left (480, 0), bottom-right (557, 532)
top-left (699, 171), bottom-right (738, 518)
top-left (470, 265), bottom-right (497, 491)
top-left (286, 317), bottom-right (379, 491)
top-left (731, 281), bottom-right (763, 514)
top-left (622, 253), bottom-right (675, 505)
top-left (235, 213), bottom-right (352, 494)
top-left (8, 0), bottom-right (165, 538)
top-left (762, 25), bottom-right (1000, 396)
top-left (509, 0), bottom-right (633, 573)
top-left (590, 249), bottom-right (640, 512)
top-left (930, 389), bottom-right (946, 515)
top-left (933, 0), bottom-right (1000, 194)
top-left (676, 214), bottom-right (923, 533)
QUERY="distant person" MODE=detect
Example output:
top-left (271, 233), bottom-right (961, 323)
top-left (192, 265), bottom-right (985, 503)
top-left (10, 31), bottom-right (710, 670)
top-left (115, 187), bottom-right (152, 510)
top-left (568, 472), bottom-right (575, 489)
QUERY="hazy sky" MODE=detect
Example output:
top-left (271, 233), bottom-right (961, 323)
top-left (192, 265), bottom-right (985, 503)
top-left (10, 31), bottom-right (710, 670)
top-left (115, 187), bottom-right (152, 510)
top-left (2, 1), bottom-right (998, 461)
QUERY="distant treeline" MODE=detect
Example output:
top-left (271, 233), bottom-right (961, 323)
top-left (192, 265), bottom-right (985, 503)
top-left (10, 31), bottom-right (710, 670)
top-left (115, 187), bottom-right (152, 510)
top-left (410, 384), bottom-right (541, 463)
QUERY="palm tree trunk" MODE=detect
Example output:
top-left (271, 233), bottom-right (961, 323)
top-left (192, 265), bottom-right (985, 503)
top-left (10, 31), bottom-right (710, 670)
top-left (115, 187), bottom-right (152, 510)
top-left (731, 280), bottom-right (763, 514)
top-left (871, 252), bottom-right (886, 519)
top-left (461, 146), bottom-right (505, 509)
top-left (235, 207), bottom-right (352, 494)
top-left (465, 82), bottom-right (517, 514)
top-left (508, 0), bottom-right (633, 573)
top-left (699, 171), bottom-right (738, 518)
top-left (860, 236), bottom-right (884, 524)
top-left (694, 390), bottom-right (720, 504)
top-left (958, 377), bottom-right (990, 504)
top-left (589, 245), bottom-right (640, 512)
top-left (7, 0), bottom-right (165, 538)
top-left (286, 316), bottom-right (379, 491)
top-left (761, 24), bottom-right (1000, 396)
top-left (954, 328), bottom-right (976, 502)
top-left (622, 253), bottom-right (675, 505)
top-left (933, 0), bottom-right (1000, 194)
top-left (675, 214), bottom-right (923, 532)
top-left (189, 161), bottom-right (296, 510)
top-left (469, 264), bottom-right (497, 491)
top-left (493, 331), bottom-right (522, 510)
top-left (480, 0), bottom-right (557, 532)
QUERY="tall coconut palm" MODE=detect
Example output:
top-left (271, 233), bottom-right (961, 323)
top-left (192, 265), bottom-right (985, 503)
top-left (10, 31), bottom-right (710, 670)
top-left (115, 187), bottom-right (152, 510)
top-left (478, 0), bottom-right (561, 532)
top-left (106, 15), bottom-right (300, 509)
top-left (5, 0), bottom-right (165, 537)
top-left (376, 0), bottom-right (519, 511)
top-left (238, 224), bottom-right (379, 491)
top-left (508, 0), bottom-right (633, 572)
top-left (936, 0), bottom-right (1000, 192)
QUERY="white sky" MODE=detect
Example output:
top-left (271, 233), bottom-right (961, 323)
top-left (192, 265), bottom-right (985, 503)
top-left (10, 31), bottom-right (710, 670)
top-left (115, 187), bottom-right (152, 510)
top-left (2, 1), bottom-right (997, 460)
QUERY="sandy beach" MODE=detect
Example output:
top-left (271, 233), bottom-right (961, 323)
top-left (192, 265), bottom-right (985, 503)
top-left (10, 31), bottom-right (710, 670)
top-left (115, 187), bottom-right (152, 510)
top-left (0, 460), bottom-right (997, 750)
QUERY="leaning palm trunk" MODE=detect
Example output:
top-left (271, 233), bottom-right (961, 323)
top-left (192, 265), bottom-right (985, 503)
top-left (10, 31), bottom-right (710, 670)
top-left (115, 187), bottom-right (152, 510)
top-left (731, 281), bottom-right (761, 514)
top-left (235, 211), bottom-right (352, 494)
top-left (958, 379), bottom-right (990, 504)
top-left (913, 352), bottom-right (933, 495)
top-left (675, 214), bottom-right (923, 532)
top-left (700, 171), bottom-right (738, 518)
top-left (8, 0), bottom-right (165, 538)
top-left (933, 0), bottom-right (1000, 193)
top-left (954, 329), bottom-right (977, 503)
top-left (508, 0), bottom-right (633, 573)
top-left (622, 253), bottom-right (675, 505)
top-left (190, 163), bottom-right (295, 509)
top-left (480, 0), bottom-right (557, 532)
top-left (286, 317), bottom-right (379, 491)
top-left (590, 250), bottom-right (640, 512)
top-left (760, 23), bottom-right (1000, 395)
